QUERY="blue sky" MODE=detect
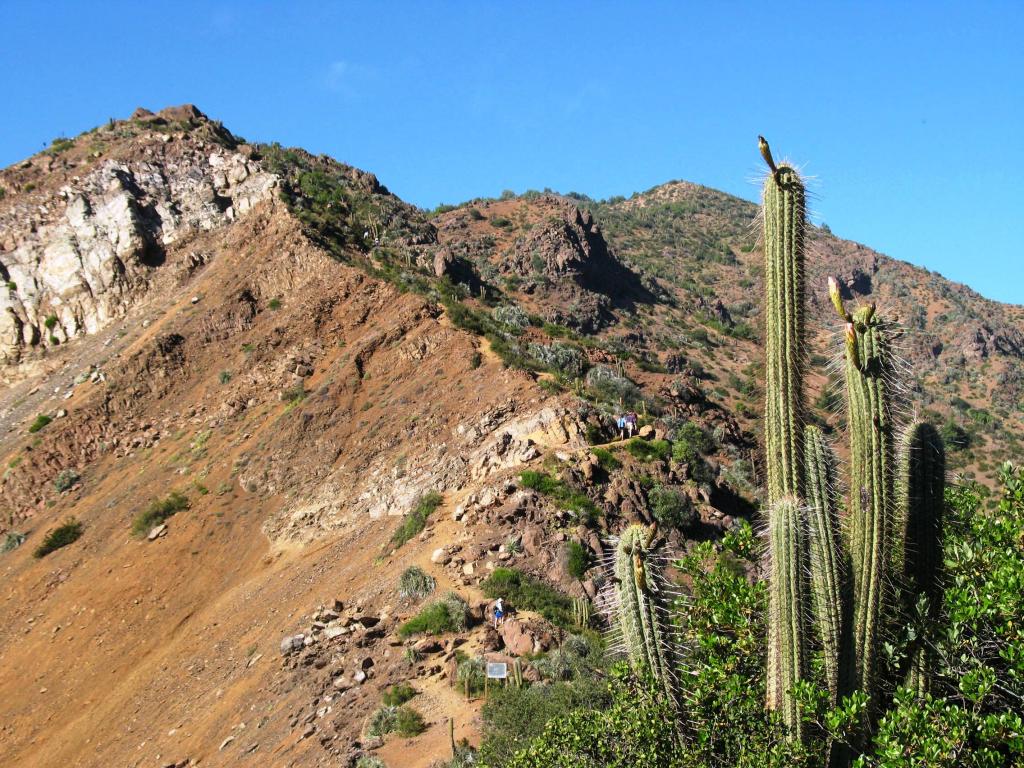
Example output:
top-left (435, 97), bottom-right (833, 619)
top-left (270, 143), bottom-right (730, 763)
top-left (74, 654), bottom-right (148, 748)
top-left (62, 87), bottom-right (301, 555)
top-left (2, 2), bottom-right (1021, 303)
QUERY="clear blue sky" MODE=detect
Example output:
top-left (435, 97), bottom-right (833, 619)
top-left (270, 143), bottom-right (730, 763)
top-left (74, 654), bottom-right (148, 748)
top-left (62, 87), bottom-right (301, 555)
top-left (2, 2), bottom-right (1021, 303)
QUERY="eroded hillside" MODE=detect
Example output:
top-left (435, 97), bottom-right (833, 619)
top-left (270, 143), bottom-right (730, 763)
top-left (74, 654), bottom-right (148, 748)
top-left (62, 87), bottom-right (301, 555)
top-left (0, 106), bottom-right (1020, 768)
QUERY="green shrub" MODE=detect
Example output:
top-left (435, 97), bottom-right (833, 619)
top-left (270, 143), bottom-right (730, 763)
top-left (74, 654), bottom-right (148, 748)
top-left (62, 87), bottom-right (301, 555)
top-left (671, 422), bottom-right (715, 464)
top-left (49, 335), bottom-right (60, 346)
top-left (390, 491), bottom-right (443, 549)
top-left (478, 675), bottom-right (611, 767)
top-left (131, 491), bottom-right (189, 535)
top-left (219, 370), bottom-right (232, 384)
top-left (28, 414), bottom-right (52, 433)
top-left (6, 280), bottom-right (16, 291)
top-left (398, 591), bottom-right (468, 637)
top-left (398, 565), bottom-right (436, 600)
top-left (382, 682), bottom-right (417, 706)
top-left (625, 438), bottom-right (671, 462)
top-left (648, 485), bottom-right (697, 531)
top-left (53, 468), bottom-right (80, 492)
top-left (44, 315), bottom-right (58, 329)
top-left (34, 518), bottom-right (83, 558)
top-left (268, 298), bottom-right (282, 310)
top-left (517, 471), bottom-right (600, 523)
top-left (565, 540), bottom-right (591, 579)
top-left (591, 448), bottom-right (621, 471)
top-left (355, 757), bottom-right (386, 768)
top-left (481, 568), bottom-right (573, 627)
top-left (2, 532), bottom-right (27, 554)
top-left (366, 705), bottom-right (399, 737)
top-left (394, 706), bottom-right (426, 736)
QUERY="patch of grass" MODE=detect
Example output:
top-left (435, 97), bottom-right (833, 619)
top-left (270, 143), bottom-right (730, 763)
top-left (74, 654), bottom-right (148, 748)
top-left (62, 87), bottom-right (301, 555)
top-left (398, 565), bottom-right (436, 600)
top-left (268, 298), bottom-right (282, 310)
top-left (382, 682), bottom-right (417, 706)
top-left (389, 490), bottom-right (442, 549)
top-left (34, 518), bottom-right (83, 558)
top-left (28, 414), bottom-right (52, 434)
top-left (8, 455), bottom-right (23, 469)
top-left (591, 448), bottom-right (621, 471)
top-left (44, 315), bottom-right (58, 329)
top-left (565, 540), bottom-right (592, 579)
top-left (131, 491), bottom-right (189, 536)
top-left (394, 706), bottom-right (427, 736)
top-left (398, 591), bottom-right (468, 637)
top-left (518, 470), bottom-right (600, 523)
top-left (5, 281), bottom-right (16, 291)
top-left (481, 567), bottom-right (573, 627)
top-left (219, 370), bottom-right (232, 384)
top-left (625, 438), bottom-right (671, 462)
top-left (49, 335), bottom-right (60, 346)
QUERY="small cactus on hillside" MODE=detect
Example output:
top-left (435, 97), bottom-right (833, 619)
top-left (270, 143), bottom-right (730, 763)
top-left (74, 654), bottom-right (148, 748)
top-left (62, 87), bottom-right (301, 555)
top-left (572, 596), bottom-right (593, 630)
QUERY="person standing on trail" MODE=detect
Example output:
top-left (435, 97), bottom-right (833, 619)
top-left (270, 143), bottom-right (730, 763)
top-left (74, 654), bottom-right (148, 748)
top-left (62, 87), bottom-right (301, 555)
top-left (493, 597), bottom-right (505, 628)
top-left (625, 411), bottom-right (638, 438)
top-left (616, 414), bottom-right (626, 440)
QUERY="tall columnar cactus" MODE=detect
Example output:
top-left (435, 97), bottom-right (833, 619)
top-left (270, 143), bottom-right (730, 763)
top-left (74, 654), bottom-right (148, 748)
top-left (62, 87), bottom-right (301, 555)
top-left (766, 497), bottom-right (809, 742)
top-left (897, 421), bottom-right (946, 696)
top-left (804, 424), bottom-right (845, 702)
top-left (614, 524), bottom-right (680, 713)
top-left (761, 136), bottom-right (807, 505)
top-left (831, 280), bottom-right (896, 712)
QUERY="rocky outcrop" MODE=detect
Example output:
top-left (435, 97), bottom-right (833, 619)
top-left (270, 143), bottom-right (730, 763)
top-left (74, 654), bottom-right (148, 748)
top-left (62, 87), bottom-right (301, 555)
top-left (0, 118), bottom-right (277, 365)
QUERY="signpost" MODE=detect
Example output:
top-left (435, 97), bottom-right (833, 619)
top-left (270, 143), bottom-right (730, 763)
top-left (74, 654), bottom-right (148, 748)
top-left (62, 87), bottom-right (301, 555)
top-left (485, 661), bottom-right (508, 697)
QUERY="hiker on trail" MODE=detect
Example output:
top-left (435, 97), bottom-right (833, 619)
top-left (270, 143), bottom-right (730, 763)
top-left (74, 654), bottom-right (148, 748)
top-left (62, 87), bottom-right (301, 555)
top-left (625, 411), bottom-right (638, 438)
top-left (493, 598), bottom-right (505, 628)
top-left (617, 414), bottom-right (627, 440)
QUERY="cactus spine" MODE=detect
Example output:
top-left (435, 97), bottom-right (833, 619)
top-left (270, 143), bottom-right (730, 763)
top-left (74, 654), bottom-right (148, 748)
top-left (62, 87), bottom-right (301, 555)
top-left (897, 421), bottom-right (946, 696)
top-left (766, 497), bottom-right (808, 741)
top-left (614, 524), bottom-right (679, 712)
top-left (804, 425), bottom-right (845, 702)
top-left (762, 136), bottom-right (807, 505)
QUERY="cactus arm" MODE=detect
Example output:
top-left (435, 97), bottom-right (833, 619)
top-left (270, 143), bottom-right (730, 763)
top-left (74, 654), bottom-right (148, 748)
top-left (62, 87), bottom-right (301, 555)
top-left (614, 524), bottom-right (680, 713)
top-left (766, 497), bottom-right (808, 742)
top-left (762, 150), bottom-right (807, 505)
top-left (804, 425), bottom-right (845, 702)
top-left (843, 306), bottom-right (895, 717)
top-left (897, 421), bottom-right (946, 696)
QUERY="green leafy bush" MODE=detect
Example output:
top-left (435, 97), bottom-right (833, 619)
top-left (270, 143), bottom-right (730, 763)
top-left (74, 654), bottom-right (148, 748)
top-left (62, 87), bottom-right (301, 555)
top-left (479, 674), bottom-right (610, 767)
top-left (648, 485), bottom-right (697, 530)
top-left (671, 421), bottom-right (715, 462)
top-left (28, 414), bottom-right (52, 433)
top-left (34, 518), bottom-right (83, 558)
top-left (398, 566), bottom-right (436, 600)
top-left (389, 491), bottom-right (443, 549)
top-left (131, 491), bottom-right (189, 535)
top-left (481, 568), bottom-right (573, 627)
top-left (398, 591), bottom-right (468, 637)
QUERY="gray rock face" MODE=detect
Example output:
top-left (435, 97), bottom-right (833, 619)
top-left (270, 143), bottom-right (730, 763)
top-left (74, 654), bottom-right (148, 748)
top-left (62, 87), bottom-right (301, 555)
top-left (0, 146), bottom-right (276, 365)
